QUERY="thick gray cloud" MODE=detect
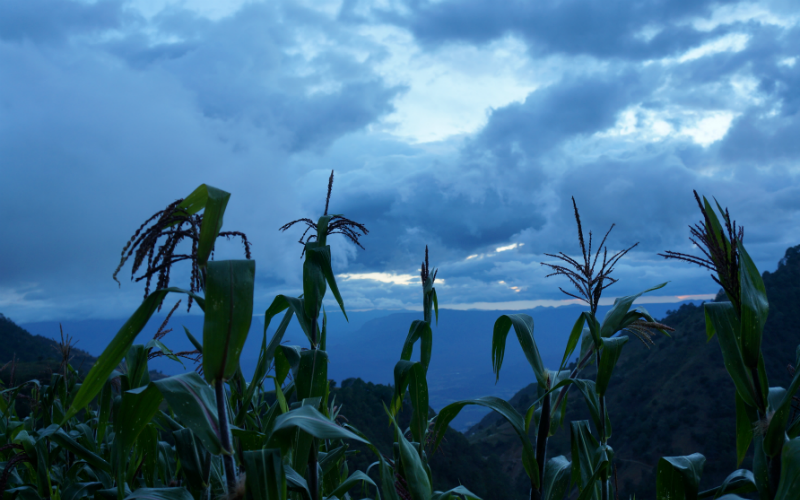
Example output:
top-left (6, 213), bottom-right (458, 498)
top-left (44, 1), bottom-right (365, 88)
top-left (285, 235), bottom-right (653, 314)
top-left (2, 0), bottom-right (800, 322)
top-left (368, 0), bottom-right (725, 59)
top-left (0, 0), bottom-right (127, 44)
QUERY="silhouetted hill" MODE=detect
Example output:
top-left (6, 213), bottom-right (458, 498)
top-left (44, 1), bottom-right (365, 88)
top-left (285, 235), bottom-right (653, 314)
top-left (466, 245), bottom-right (800, 499)
top-left (21, 302), bottom-right (701, 430)
top-left (0, 313), bottom-right (96, 386)
top-left (332, 378), bottom-right (516, 500)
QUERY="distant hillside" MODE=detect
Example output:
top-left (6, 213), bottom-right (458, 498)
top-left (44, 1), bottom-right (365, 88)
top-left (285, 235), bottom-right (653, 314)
top-left (0, 313), bottom-right (96, 386)
top-left (21, 301), bottom-right (702, 430)
top-left (466, 245), bottom-right (800, 499)
top-left (332, 378), bottom-right (516, 500)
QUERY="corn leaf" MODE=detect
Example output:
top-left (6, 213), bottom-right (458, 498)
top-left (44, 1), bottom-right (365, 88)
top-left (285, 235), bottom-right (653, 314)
top-left (153, 373), bottom-right (222, 455)
top-left (296, 349), bottom-right (329, 403)
top-left (656, 453), bottom-right (706, 500)
top-left (433, 396), bottom-right (538, 488)
top-left (493, 314), bottom-right (546, 387)
top-left (704, 302), bottom-right (758, 409)
top-left (400, 320), bottom-right (433, 372)
top-left (392, 360), bottom-right (429, 445)
top-left (243, 448), bottom-right (287, 500)
top-left (599, 283), bottom-right (667, 339)
top-left (177, 185), bottom-right (230, 269)
top-left (595, 336), bottom-right (628, 397)
top-left (63, 287), bottom-right (195, 424)
top-left (738, 243), bottom-right (768, 369)
top-left (698, 469), bottom-right (757, 499)
top-left (542, 456), bottom-right (572, 500)
top-left (124, 488), bottom-right (195, 500)
top-left (202, 260), bottom-right (255, 384)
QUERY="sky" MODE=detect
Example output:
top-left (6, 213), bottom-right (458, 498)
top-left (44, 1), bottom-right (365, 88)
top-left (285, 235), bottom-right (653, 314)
top-left (2, 0), bottom-right (800, 323)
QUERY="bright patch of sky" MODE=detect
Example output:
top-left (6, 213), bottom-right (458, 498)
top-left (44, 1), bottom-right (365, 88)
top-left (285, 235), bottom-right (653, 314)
top-left (442, 294), bottom-right (716, 311)
top-left (598, 106), bottom-right (737, 147)
top-left (129, 0), bottom-right (255, 19)
top-left (676, 33), bottom-right (750, 63)
top-left (364, 30), bottom-right (539, 142)
top-left (338, 272), bottom-right (446, 286)
top-left (689, 2), bottom-right (797, 31)
top-left (465, 243), bottom-right (525, 261)
top-left (338, 272), bottom-right (419, 285)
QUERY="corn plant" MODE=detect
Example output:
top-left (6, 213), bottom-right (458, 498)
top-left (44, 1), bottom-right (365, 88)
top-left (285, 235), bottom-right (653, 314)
top-left (655, 192), bottom-right (800, 500)
top-left (432, 198), bottom-right (671, 500)
top-left (388, 247), bottom-right (437, 494)
top-left (5, 183), bottom-right (800, 500)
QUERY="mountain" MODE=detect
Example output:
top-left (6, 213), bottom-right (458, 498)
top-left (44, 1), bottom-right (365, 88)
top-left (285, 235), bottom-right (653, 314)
top-left (466, 245), bottom-right (800, 499)
top-left (20, 301), bottom-right (701, 430)
top-left (0, 313), bottom-right (96, 384)
top-left (331, 377), bottom-right (516, 500)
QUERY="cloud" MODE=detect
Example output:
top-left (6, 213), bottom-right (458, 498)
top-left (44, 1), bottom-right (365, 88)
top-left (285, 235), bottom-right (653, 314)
top-left (2, 0), bottom-right (800, 323)
top-left (371, 0), bottom-right (728, 60)
top-left (0, 0), bottom-right (127, 45)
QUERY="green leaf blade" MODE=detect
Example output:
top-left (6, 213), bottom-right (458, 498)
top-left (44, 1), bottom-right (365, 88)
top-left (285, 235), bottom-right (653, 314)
top-left (202, 260), bottom-right (256, 384)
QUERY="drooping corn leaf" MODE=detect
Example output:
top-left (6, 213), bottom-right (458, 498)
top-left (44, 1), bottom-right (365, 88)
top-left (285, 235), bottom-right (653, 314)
top-left (307, 243), bottom-right (347, 320)
top-left (268, 405), bottom-right (367, 449)
top-left (493, 314), bottom-right (546, 387)
top-left (433, 396), bottom-right (538, 488)
top-left (327, 470), bottom-right (378, 500)
top-left (153, 372), bottom-right (222, 455)
top-left (599, 283), bottom-right (667, 339)
top-left (542, 456), bottom-right (572, 500)
top-left (177, 185), bottom-right (230, 269)
top-left (595, 336), bottom-right (628, 397)
top-left (656, 453), bottom-right (706, 500)
top-left (400, 320), bottom-right (433, 372)
top-left (698, 469), bottom-right (757, 499)
top-left (431, 485), bottom-right (481, 500)
top-left (264, 295), bottom-right (313, 346)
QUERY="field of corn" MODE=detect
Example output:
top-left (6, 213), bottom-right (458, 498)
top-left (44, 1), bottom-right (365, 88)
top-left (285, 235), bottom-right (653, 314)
top-left (1, 173), bottom-right (798, 500)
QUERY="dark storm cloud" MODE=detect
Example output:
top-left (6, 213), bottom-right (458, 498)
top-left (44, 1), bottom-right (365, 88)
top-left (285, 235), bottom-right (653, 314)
top-left (3, 0), bottom-right (800, 322)
top-left (715, 27), bottom-right (800, 163)
top-left (0, 0), bottom-right (403, 320)
top-left (306, 162), bottom-right (548, 272)
top-left (368, 0), bottom-right (729, 59)
top-left (0, 0), bottom-right (127, 44)
top-left (103, 2), bottom-right (403, 152)
top-left (471, 71), bottom-right (645, 161)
